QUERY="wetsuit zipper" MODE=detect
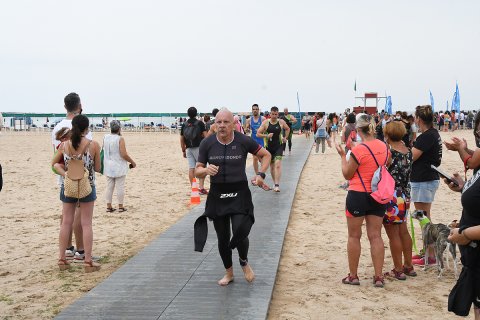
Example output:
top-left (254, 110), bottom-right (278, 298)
top-left (223, 144), bottom-right (227, 183)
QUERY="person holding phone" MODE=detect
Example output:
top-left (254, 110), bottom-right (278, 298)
top-left (103, 120), bottom-right (136, 213)
top-left (410, 105), bottom-right (443, 266)
top-left (443, 172), bottom-right (480, 319)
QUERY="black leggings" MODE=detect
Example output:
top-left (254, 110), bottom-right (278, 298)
top-left (213, 214), bottom-right (249, 269)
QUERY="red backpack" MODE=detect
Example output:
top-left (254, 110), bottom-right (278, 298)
top-left (357, 143), bottom-right (395, 204)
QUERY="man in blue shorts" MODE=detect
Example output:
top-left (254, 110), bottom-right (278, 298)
top-left (245, 104), bottom-right (266, 186)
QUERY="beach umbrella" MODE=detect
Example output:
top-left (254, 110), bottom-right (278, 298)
top-left (118, 117), bottom-right (131, 121)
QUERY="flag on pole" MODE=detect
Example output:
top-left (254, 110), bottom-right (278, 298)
top-left (452, 91), bottom-right (457, 113)
top-left (455, 83), bottom-right (460, 112)
top-left (446, 100), bottom-right (449, 111)
top-left (429, 90), bottom-right (435, 112)
top-left (354, 80), bottom-right (356, 92)
top-left (385, 96), bottom-right (392, 115)
top-left (297, 91), bottom-right (301, 114)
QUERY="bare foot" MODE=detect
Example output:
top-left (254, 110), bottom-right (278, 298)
top-left (241, 264), bottom-right (255, 283)
top-left (218, 268), bottom-right (234, 286)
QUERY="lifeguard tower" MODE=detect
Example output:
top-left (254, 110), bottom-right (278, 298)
top-left (353, 92), bottom-right (387, 115)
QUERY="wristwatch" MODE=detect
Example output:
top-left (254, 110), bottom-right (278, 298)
top-left (257, 172), bottom-right (266, 179)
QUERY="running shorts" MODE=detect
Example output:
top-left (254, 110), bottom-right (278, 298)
top-left (345, 190), bottom-right (386, 218)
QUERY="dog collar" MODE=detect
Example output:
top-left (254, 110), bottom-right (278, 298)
top-left (419, 217), bottom-right (430, 227)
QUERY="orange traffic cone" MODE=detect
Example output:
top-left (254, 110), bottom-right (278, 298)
top-left (190, 178), bottom-right (201, 205)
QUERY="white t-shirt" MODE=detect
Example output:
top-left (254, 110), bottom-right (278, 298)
top-left (52, 119), bottom-right (93, 149)
top-left (460, 112), bottom-right (465, 121)
top-left (316, 118), bottom-right (326, 130)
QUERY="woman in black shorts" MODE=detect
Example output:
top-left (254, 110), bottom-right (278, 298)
top-left (335, 113), bottom-right (390, 288)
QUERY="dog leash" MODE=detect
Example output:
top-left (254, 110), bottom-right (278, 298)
top-left (409, 211), bottom-right (419, 255)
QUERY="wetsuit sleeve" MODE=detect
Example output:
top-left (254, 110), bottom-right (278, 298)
top-left (198, 139), bottom-right (208, 164)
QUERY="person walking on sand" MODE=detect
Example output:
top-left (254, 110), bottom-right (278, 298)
top-left (245, 104), bottom-right (268, 187)
top-left (51, 92), bottom-right (97, 262)
top-left (314, 112), bottom-right (327, 154)
top-left (193, 108), bottom-right (271, 286)
top-left (52, 115), bottom-right (101, 272)
top-left (281, 108), bottom-right (297, 155)
top-left (335, 113), bottom-right (389, 288)
top-left (180, 106), bottom-right (208, 195)
top-left (302, 113), bottom-right (312, 139)
top-left (257, 106), bottom-right (290, 192)
top-left (103, 120), bottom-right (136, 213)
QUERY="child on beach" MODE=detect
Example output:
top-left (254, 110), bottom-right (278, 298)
top-left (53, 127), bottom-right (71, 173)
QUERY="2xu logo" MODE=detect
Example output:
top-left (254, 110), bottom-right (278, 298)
top-left (220, 193), bottom-right (238, 199)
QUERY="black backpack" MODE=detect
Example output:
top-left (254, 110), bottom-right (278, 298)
top-left (0, 163), bottom-right (3, 192)
top-left (183, 120), bottom-right (201, 145)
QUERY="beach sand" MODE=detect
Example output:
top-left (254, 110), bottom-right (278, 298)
top-left (0, 129), bottom-right (471, 319)
top-left (268, 130), bottom-right (470, 320)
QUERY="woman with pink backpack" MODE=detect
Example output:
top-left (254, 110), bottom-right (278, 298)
top-left (335, 113), bottom-right (391, 288)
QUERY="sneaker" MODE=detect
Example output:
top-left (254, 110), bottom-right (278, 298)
top-left (199, 188), bottom-right (209, 195)
top-left (412, 257), bottom-right (436, 266)
top-left (74, 252), bottom-right (102, 262)
top-left (65, 248), bottom-right (75, 260)
top-left (412, 249), bottom-right (425, 260)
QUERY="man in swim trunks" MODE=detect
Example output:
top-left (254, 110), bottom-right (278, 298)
top-left (245, 104), bottom-right (267, 187)
top-left (281, 108), bottom-right (297, 155)
top-left (256, 106), bottom-right (290, 192)
top-left (194, 108), bottom-right (271, 286)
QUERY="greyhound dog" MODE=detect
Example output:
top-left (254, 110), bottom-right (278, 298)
top-left (412, 210), bottom-right (458, 278)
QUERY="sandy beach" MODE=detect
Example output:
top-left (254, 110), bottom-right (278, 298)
top-left (0, 129), bottom-right (472, 319)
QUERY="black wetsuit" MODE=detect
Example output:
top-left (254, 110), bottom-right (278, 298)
top-left (194, 131), bottom-right (261, 269)
top-left (265, 120), bottom-right (283, 160)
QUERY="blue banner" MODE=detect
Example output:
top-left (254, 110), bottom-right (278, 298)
top-left (429, 90), bottom-right (435, 112)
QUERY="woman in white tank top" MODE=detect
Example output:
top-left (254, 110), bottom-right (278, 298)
top-left (103, 120), bottom-right (136, 212)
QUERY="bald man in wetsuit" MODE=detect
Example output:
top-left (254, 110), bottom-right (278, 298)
top-left (194, 108), bottom-right (271, 286)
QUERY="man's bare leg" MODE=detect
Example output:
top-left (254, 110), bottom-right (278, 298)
top-left (273, 160), bottom-right (282, 191)
top-left (241, 264), bottom-right (255, 282)
top-left (218, 267), bottom-right (234, 286)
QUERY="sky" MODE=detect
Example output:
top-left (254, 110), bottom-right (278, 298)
top-left (0, 0), bottom-right (479, 114)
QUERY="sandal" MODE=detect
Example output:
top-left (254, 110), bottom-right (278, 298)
top-left (342, 273), bottom-right (360, 285)
top-left (84, 260), bottom-right (101, 273)
top-left (58, 259), bottom-right (71, 271)
top-left (403, 265), bottom-right (417, 277)
top-left (118, 208), bottom-right (127, 212)
top-left (373, 275), bottom-right (385, 288)
top-left (106, 207), bottom-right (116, 213)
top-left (384, 269), bottom-right (407, 280)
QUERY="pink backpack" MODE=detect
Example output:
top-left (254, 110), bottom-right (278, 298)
top-left (357, 143), bottom-right (395, 204)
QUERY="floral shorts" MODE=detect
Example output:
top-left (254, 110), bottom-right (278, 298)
top-left (383, 189), bottom-right (409, 225)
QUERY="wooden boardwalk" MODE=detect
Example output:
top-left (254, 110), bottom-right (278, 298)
top-left (56, 137), bottom-right (311, 320)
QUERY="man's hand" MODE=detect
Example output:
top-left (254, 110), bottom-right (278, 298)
top-left (206, 164), bottom-right (219, 176)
